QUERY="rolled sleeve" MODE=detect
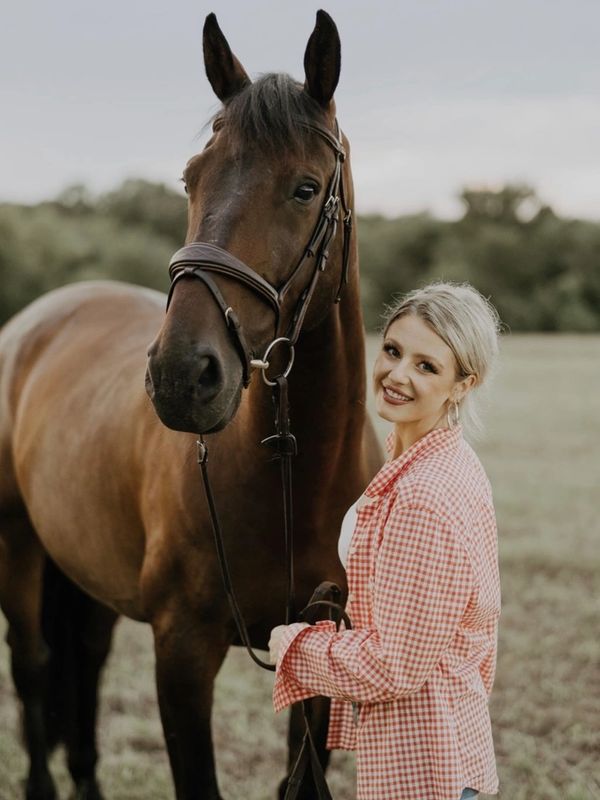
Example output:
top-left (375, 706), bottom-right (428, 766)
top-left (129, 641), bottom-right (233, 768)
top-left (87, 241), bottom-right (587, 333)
top-left (273, 621), bottom-right (335, 712)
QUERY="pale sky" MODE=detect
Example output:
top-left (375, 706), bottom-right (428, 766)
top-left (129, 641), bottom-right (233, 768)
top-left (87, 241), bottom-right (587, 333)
top-left (2, 0), bottom-right (600, 219)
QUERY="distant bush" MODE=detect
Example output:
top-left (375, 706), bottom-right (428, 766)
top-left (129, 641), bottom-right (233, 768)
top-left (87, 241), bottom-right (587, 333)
top-left (359, 186), bottom-right (600, 332)
top-left (1, 181), bottom-right (599, 331)
top-left (0, 182), bottom-right (183, 323)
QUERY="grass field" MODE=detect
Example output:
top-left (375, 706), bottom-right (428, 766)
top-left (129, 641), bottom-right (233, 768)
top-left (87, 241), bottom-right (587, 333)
top-left (1, 334), bottom-right (599, 799)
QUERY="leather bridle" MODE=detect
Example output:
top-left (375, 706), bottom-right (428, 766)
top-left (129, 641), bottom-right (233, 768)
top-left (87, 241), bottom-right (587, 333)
top-left (166, 119), bottom-right (352, 387)
top-left (165, 118), bottom-right (354, 800)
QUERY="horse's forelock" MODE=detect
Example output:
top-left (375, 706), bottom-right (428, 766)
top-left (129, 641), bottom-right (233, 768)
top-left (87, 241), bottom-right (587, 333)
top-left (215, 73), bottom-right (328, 155)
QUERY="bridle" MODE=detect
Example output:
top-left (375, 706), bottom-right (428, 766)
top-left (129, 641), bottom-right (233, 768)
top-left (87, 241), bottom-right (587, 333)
top-left (165, 117), bottom-right (354, 800)
top-left (166, 119), bottom-right (352, 387)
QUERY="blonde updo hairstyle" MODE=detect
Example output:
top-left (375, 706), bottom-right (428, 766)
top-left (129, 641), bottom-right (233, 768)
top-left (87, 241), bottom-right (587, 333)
top-left (383, 282), bottom-right (502, 438)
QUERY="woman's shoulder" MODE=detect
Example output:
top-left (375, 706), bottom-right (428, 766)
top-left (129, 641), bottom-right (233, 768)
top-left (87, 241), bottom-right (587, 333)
top-left (393, 435), bottom-right (494, 528)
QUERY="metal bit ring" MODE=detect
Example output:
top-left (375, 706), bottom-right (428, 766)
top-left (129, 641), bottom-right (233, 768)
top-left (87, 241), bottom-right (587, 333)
top-left (252, 337), bottom-right (295, 386)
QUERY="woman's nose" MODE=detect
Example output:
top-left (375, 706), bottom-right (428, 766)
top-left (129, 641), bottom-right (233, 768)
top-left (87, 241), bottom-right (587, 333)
top-left (389, 359), bottom-right (410, 384)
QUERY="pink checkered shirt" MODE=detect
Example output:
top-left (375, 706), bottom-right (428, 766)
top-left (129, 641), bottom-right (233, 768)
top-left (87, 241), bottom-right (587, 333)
top-left (273, 425), bottom-right (500, 800)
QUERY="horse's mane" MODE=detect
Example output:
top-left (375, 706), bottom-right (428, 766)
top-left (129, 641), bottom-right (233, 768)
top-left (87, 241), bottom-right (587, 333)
top-left (216, 73), bottom-right (328, 153)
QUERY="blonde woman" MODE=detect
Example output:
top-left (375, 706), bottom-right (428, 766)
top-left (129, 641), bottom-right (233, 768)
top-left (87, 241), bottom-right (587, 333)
top-left (269, 283), bottom-right (502, 800)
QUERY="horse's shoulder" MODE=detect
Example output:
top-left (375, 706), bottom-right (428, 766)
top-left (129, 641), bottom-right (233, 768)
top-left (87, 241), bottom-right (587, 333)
top-left (0, 281), bottom-right (164, 421)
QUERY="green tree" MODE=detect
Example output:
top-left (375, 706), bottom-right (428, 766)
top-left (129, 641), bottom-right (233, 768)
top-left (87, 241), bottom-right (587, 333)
top-left (98, 179), bottom-right (187, 243)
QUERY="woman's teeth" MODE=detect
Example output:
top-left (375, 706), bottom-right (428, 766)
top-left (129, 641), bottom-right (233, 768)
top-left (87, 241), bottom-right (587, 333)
top-left (384, 387), bottom-right (412, 401)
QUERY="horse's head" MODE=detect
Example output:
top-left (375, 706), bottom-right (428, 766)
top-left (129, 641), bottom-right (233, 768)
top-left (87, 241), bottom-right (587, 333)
top-left (146, 11), bottom-right (354, 434)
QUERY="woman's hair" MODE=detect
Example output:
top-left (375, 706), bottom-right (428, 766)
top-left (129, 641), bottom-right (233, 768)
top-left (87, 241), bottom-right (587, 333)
top-left (382, 282), bottom-right (502, 438)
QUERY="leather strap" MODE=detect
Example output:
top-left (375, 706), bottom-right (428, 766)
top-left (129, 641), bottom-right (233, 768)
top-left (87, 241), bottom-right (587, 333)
top-left (283, 586), bottom-right (352, 800)
top-left (284, 717), bottom-right (333, 800)
top-left (169, 242), bottom-right (280, 314)
top-left (167, 267), bottom-right (254, 386)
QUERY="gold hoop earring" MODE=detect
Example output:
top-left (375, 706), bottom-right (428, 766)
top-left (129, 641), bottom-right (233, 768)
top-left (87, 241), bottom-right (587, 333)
top-left (446, 401), bottom-right (460, 428)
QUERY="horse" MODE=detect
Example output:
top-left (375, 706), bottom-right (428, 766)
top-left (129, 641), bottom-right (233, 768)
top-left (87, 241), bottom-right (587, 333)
top-left (0, 11), bottom-right (381, 800)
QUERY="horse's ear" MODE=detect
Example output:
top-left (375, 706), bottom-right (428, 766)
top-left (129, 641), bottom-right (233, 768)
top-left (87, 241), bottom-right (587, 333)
top-left (303, 10), bottom-right (341, 108)
top-left (203, 13), bottom-right (251, 102)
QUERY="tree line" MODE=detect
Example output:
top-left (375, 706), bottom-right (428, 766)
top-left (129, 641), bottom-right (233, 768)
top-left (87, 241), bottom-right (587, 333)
top-left (1, 179), bottom-right (598, 331)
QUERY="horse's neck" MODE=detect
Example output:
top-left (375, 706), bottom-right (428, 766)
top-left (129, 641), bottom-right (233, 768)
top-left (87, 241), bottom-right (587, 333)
top-left (289, 273), bottom-right (367, 446)
top-left (276, 272), bottom-right (369, 543)
top-left (226, 263), bottom-right (367, 480)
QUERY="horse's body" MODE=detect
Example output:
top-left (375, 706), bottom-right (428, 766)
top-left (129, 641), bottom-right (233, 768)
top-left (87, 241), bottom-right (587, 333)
top-left (0, 12), bottom-right (381, 800)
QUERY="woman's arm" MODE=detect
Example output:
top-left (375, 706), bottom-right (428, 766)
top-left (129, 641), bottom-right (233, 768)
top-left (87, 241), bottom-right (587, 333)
top-left (273, 502), bottom-right (474, 711)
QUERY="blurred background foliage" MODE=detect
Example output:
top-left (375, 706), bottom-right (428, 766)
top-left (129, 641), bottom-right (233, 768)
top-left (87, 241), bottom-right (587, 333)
top-left (1, 179), bottom-right (599, 332)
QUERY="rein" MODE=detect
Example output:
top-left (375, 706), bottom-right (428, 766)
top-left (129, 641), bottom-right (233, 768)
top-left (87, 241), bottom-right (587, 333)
top-left (167, 118), bottom-right (352, 798)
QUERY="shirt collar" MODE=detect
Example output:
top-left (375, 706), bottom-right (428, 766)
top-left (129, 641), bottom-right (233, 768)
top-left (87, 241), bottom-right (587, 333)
top-left (366, 424), bottom-right (463, 498)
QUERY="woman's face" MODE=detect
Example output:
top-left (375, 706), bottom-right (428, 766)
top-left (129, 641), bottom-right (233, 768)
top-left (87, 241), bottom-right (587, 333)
top-left (373, 313), bottom-right (473, 434)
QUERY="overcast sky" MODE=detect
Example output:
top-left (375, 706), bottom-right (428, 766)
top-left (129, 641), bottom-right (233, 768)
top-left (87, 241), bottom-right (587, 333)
top-left (2, 0), bottom-right (600, 219)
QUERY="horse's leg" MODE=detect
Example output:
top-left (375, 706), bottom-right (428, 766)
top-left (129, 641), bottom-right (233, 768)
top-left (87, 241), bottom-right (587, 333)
top-left (0, 515), bottom-right (56, 800)
top-left (279, 697), bottom-right (332, 800)
top-left (152, 607), bottom-right (229, 800)
top-left (55, 572), bottom-right (118, 800)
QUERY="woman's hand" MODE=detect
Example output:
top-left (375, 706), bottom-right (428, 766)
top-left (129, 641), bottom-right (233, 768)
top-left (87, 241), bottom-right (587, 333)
top-left (268, 625), bottom-right (287, 665)
top-left (268, 623), bottom-right (309, 665)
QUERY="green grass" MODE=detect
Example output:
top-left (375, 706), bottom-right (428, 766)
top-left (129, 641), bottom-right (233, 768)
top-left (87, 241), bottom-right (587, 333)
top-left (1, 334), bottom-right (599, 799)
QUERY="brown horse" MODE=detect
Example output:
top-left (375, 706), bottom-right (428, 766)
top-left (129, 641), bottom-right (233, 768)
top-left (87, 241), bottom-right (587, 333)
top-left (0, 11), bottom-right (381, 800)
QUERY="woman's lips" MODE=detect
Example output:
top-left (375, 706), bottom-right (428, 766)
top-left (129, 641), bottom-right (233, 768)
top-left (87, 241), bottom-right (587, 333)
top-left (383, 386), bottom-right (413, 405)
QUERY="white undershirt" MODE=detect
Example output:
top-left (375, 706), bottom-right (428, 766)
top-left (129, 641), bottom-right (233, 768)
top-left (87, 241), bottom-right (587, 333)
top-left (338, 500), bottom-right (359, 569)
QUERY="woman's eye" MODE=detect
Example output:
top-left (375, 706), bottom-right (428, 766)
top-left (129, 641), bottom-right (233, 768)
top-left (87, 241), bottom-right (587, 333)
top-left (383, 343), bottom-right (400, 358)
top-left (419, 361), bottom-right (437, 374)
top-left (294, 183), bottom-right (318, 204)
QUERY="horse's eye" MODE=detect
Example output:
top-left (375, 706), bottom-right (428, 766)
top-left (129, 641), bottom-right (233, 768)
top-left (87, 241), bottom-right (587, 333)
top-left (294, 183), bottom-right (318, 204)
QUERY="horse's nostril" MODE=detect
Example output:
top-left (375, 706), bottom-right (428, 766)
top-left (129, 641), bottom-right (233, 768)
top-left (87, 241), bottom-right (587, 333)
top-left (146, 337), bottom-right (159, 358)
top-left (196, 355), bottom-right (210, 381)
top-left (196, 352), bottom-right (221, 391)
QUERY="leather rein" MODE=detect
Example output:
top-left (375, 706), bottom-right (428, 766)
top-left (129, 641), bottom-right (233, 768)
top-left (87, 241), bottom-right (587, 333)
top-left (166, 118), bottom-right (353, 799)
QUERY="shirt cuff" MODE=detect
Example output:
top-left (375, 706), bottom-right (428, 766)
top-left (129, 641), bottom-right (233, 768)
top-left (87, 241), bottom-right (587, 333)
top-left (272, 621), bottom-right (337, 712)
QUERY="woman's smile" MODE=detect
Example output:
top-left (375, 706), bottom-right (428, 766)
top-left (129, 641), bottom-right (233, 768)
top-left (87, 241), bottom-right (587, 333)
top-left (382, 385), bottom-right (413, 404)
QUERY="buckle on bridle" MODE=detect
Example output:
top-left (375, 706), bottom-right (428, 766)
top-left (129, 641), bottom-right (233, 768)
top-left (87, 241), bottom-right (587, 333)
top-left (323, 195), bottom-right (339, 217)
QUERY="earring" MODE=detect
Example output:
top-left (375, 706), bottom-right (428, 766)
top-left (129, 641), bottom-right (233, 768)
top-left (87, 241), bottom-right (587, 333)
top-left (446, 400), bottom-right (460, 428)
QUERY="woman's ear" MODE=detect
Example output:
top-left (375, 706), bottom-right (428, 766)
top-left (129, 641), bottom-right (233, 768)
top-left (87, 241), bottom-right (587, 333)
top-left (453, 374), bottom-right (477, 404)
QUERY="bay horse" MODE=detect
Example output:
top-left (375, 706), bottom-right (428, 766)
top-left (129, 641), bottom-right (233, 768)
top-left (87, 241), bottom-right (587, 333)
top-left (0, 11), bottom-right (381, 800)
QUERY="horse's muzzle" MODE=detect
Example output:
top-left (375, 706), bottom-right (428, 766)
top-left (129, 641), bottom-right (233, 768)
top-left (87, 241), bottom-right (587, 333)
top-left (145, 345), bottom-right (241, 434)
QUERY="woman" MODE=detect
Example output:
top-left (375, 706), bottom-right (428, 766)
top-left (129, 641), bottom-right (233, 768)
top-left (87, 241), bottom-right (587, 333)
top-left (269, 283), bottom-right (502, 800)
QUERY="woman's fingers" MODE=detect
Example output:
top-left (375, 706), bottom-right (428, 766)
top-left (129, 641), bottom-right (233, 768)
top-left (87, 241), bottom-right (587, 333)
top-left (268, 625), bottom-right (287, 664)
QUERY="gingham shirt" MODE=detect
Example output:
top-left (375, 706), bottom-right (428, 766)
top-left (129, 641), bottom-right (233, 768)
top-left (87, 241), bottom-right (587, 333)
top-left (274, 425), bottom-right (500, 800)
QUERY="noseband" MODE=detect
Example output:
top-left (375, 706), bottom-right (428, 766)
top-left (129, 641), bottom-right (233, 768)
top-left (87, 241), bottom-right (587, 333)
top-left (166, 119), bottom-right (352, 387)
